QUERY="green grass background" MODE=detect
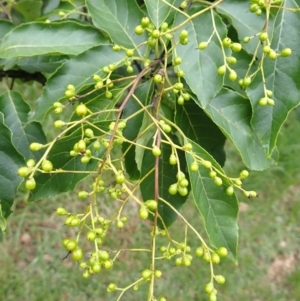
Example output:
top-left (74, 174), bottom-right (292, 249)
top-left (0, 81), bottom-right (300, 301)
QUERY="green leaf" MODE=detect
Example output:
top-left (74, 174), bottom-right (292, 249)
top-left (0, 205), bottom-right (7, 233)
top-left (247, 0), bottom-right (300, 155)
top-left (122, 80), bottom-right (154, 180)
top-left (13, 0), bottom-right (43, 21)
top-left (173, 5), bottom-right (229, 108)
top-left (71, 84), bottom-right (131, 123)
top-left (0, 113), bottom-right (24, 219)
top-left (17, 55), bottom-right (68, 73)
top-left (0, 20), bottom-right (14, 43)
top-left (0, 91), bottom-right (47, 160)
top-left (144, 0), bottom-right (181, 28)
top-left (31, 45), bottom-right (125, 122)
top-left (42, 0), bottom-right (60, 15)
top-left (216, 0), bottom-right (274, 55)
top-left (202, 88), bottom-right (272, 170)
top-left (28, 121), bottom-right (110, 202)
top-left (175, 100), bottom-right (226, 166)
top-left (186, 139), bottom-right (238, 260)
top-left (140, 134), bottom-right (189, 228)
top-left (86, 0), bottom-right (145, 56)
top-left (135, 113), bottom-right (157, 172)
top-left (0, 21), bottom-right (107, 58)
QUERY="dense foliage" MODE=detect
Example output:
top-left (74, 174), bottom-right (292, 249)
top-left (0, 0), bottom-right (299, 300)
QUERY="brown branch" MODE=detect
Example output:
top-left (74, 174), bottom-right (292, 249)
top-left (0, 69), bottom-right (47, 85)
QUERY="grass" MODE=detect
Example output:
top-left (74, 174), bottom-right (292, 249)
top-left (0, 79), bottom-right (300, 301)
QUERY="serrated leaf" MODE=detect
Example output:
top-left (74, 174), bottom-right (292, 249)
top-left (144, 0), bottom-right (181, 28)
top-left (0, 21), bottom-right (107, 58)
top-left (186, 139), bottom-right (238, 260)
top-left (246, 0), bottom-right (300, 155)
top-left (31, 45), bottom-right (125, 122)
top-left (216, 0), bottom-right (272, 55)
top-left (140, 135), bottom-right (189, 227)
top-left (0, 91), bottom-right (47, 160)
top-left (28, 121), bottom-right (110, 202)
top-left (0, 113), bottom-right (24, 219)
top-left (175, 100), bottom-right (226, 166)
top-left (173, 5), bottom-right (229, 108)
top-left (17, 55), bottom-right (68, 73)
top-left (122, 80), bottom-right (154, 180)
top-left (202, 88), bottom-right (272, 170)
top-left (86, 0), bottom-right (145, 56)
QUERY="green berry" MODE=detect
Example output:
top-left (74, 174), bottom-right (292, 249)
top-left (240, 169), bottom-right (249, 179)
top-left (230, 43), bottom-right (242, 52)
top-left (54, 120), bottom-right (65, 129)
top-left (243, 76), bottom-right (251, 87)
top-left (267, 98), bottom-right (275, 106)
top-left (268, 50), bottom-right (277, 59)
top-left (115, 171), bottom-right (125, 184)
top-left (205, 282), bottom-right (214, 294)
top-left (202, 160), bottom-right (212, 169)
top-left (226, 56), bottom-right (237, 65)
top-left (190, 162), bottom-right (199, 172)
top-left (139, 207), bottom-right (149, 220)
top-left (228, 70), bottom-right (237, 81)
top-left (153, 74), bottom-right (163, 83)
top-left (177, 95), bottom-right (185, 105)
top-left (217, 65), bottom-right (226, 76)
top-left (195, 247), bottom-right (204, 257)
top-left (126, 49), bottom-right (134, 57)
top-left (169, 154), bottom-right (177, 165)
top-left (215, 275), bottom-right (226, 284)
top-left (56, 207), bottom-right (68, 216)
top-left (141, 17), bottom-right (150, 28)
top-left (66, 239), bottom-right (78, 251)
top-left (76, 103), bottom-right (88, 117)
top-left (226, 186), bottom-right (234, 196)
top-left (214, 177), bottom-right (223, 186)
top-left (173, 56), bottom-right (182, 66)
top-left (211, 253), bottom-right (220, 264)
top-left (72, 248), bottom-right (83, 261)
top-left (77, 139), bottom-right (86, 151)
top-left (198, 42), bottom-right (208, 50)
top-left (154, 270), bottom-right (162, 278)
top-left (146, 200), bottom-right (158, 211)
top-left (42, 160), bottom-right (53, 172)
top-left (281, 47), bottom-right (292, 57)
top-left (222, 37), bottom-right (231, 47)
top-left (151, 29), bottom-right (160, 39)
top-left (18, 166), bottom-right (30, 177)
top-left (112, 44), bottom-right (121, 51)
top-left (180, 0), bottom-right (187, 9)
top-left (168, 183), bottom-right (178, 195)
top-left (135, 25), bottom-right (144, 35)
top-left (259, 32), bottom-right (268, 41)
top-left (30, 142), bottom-right (43, 152)
top-left (259, 97), bottom-right (268, 106)
top-left (178, 186), bottom-right (188, 196)
top-left (263, 45), bottom-right (271, 54)
top-left (78, 190), bottom-right (89, 199)
top-left (25, 178), bottom-right (36, 190)
top-left (152, 145), bottom-right (161, 156)
top-left (243, 36), bottom-right (251, 43)
top-left (86, 231), bottom-right (96, 241)
top-left (217, 247), bottom-right (228, 257)
top-left (142, 269), bottom-right (152, 280)
top-left (179, 29), bottom-right (188, 40)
